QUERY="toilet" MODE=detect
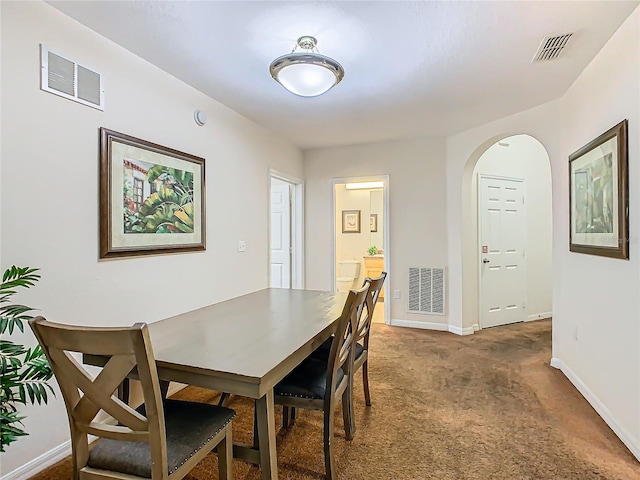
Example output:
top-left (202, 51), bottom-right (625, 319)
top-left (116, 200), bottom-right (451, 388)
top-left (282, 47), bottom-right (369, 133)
top-left (336, 260), bottom-right (361, 292)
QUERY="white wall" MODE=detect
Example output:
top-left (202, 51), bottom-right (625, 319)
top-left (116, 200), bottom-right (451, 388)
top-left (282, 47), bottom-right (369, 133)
top-left (553, 7), bottom-right (640, 459)
top-left (472, 135), bottom-right (553, 324)
top-left (305, 137), bottom-right (448, 326)
top-left (0, 1), bottom-right (302, 475)
top-left (445, 7), bottom-right (640, 459)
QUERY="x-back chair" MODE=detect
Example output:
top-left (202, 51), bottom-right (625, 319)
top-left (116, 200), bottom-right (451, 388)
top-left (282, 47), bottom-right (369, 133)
top-left (312, 272), bottom-right (386, 404)
top-left (353, 272), bottom-right (387, 406)
top-left (273, 284), bottom-right (369, 480)
top-left (30, 317), bottom-right (235, 480)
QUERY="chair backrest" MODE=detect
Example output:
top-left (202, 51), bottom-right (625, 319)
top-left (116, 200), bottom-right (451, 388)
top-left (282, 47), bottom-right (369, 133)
top-left (325, 285), bottom-right (369, 399)
top-left (356, 272), bottom-right (387, 349)
top-left (29, 317), bottom-right (168, 479)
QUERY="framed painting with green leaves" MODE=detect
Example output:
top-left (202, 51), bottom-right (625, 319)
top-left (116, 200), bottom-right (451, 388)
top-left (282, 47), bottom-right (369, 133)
top-left (99, 128), bottom-right (206, 258)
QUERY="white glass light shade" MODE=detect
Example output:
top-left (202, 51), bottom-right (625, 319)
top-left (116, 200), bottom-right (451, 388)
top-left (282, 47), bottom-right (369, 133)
top-left (276, 63), bottom-right (338, 97)
top-left (270, 51), bottom-right (344, 97)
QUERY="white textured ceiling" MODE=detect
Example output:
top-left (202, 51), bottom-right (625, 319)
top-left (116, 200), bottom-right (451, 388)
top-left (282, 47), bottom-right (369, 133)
top-left (48, 1), bottom-right (638, 150)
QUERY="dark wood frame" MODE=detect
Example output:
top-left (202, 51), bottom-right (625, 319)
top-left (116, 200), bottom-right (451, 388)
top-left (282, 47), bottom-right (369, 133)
top-left (341, 210), bottom-right (361, 233)
top-left (569, 120), bottom-right (628, 259)
top-left (100, 128), bottom-right (206, 259)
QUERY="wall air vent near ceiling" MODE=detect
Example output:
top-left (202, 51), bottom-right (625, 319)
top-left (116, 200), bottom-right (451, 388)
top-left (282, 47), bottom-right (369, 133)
top-left (532, 33), bottom-right (573, 62)
top-left (408, 267), bottom-right (445, 315)
top-left (40, 45), bottom-right (104, 110)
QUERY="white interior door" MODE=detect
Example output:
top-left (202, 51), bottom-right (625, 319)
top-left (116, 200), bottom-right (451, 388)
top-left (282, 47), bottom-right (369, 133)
top-left (479, 176), bottom-right (526, 328)
top-left (270, 180), bottom-right (291, 288)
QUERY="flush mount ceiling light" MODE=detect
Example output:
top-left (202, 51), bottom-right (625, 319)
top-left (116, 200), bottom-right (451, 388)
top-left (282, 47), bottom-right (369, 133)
top-left (269, 36), bottom-right (344, 97)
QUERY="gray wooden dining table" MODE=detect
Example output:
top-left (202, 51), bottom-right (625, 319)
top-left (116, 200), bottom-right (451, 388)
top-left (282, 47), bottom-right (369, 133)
top-left (86, 288), bottom-right (347, 480)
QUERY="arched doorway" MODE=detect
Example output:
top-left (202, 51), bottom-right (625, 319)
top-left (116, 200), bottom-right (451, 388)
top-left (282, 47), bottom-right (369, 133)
top-left (461, 134), bottom-right (552, 330)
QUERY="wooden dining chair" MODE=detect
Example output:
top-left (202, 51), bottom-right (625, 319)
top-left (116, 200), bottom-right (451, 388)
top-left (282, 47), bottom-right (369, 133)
top-left (312, 272), bottom-right (387, 407)
top-left (29, 316), bottom-right (235, 480)
top-left (273, 284), bottom-right (369, 480)
top-left (352, 272), bottom-right (386, 406)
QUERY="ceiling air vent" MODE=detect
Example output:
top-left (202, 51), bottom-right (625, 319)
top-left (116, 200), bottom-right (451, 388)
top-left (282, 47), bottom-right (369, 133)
top-left (40, 45), bottom-right (104, 110)
top-left (532, 33), bottom-right (573, 62)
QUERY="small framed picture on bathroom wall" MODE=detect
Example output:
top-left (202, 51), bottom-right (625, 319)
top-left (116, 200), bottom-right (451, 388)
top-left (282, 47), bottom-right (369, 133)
top-left (370, 213), bottom-right (378, 232)
top-left (342, 210), bottom-right (361, 233)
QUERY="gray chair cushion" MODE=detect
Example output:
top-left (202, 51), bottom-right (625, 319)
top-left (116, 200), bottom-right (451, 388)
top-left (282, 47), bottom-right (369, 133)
top-left (87, 399), bottom-right (235, 478)
top-left (310, 337), bottom-right (364, 361)
top-left (275, 357), bottom-right (344, 399)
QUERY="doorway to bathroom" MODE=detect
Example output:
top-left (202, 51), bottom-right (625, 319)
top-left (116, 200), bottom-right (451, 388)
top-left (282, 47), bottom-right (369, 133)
top-left (332, 176), bottom-right (389, 324)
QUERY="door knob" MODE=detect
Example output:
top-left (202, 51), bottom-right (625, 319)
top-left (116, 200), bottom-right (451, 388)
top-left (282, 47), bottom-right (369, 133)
top-left (482, 258), bottom-right (490, 264)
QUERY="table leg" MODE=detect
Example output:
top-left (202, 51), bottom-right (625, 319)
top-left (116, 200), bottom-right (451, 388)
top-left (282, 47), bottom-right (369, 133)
top-left (253, 401), bottom-right (259, 449)
top-left (255, 390), bottom-right (278, 480)
top-left (117, 378), bottom-right (130, 403)
top-left (159, 380), bottom-right (170, 399)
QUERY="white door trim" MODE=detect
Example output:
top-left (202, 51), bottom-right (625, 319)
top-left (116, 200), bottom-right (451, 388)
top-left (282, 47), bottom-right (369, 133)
top-left (269, 169), bottom-right (304, 289)
top-left (477, 173), bottom-right (527, 329)
top-left (330, 175), bottom-right (390, 325)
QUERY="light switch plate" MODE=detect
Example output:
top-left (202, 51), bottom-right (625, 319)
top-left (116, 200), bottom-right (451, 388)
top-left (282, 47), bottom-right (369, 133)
top-left (238, 240), bottom-right (246, 252)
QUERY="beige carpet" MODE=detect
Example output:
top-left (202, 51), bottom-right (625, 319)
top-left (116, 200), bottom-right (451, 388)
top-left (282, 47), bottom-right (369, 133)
top-left (29, 319), bottom-right (639, 479)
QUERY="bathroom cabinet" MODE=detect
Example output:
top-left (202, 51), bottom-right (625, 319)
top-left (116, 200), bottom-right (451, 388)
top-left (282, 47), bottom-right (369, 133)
top-left (363, 256), bottom-right (385, 300)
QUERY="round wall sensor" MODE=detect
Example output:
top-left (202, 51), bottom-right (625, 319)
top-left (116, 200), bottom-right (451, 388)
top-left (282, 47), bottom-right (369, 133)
top-left (194, 110), bottom-right (207, 126)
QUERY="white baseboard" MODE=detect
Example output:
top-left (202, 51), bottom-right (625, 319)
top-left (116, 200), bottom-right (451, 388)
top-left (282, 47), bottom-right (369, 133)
top-left (448, 324), bottom-right (475, 336)
top-left (1, 440), bottom-right (71, 480)
top-left (390, 318), bottom-right (448, 331)
top-left (390, 319), bottom-right (476, 336)
top-left (550, 357), bottom-right (640, 462)
top-left (527, 311), bottom-right (552, 321)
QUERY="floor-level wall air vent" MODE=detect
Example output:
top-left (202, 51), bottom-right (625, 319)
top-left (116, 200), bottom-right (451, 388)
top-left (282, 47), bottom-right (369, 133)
top-left (532, 33), bottom-right (573, 62)
top-left (408, 267), bottom-right (445, 315)
top-left (40, 45), bottom-right (104, 110)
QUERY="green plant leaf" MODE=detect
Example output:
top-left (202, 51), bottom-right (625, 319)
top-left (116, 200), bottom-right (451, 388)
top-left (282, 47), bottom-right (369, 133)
top-left (146, 164), bottom-right (166, 184)
top-left (18, 384), bottom-right (25, 404)
top-left (157, 186), bottom-right (179, 204)
top-left (25, 384), bottom-right (34, 404)
top-left (174, 222), bottom-right (193, 233)
top-left (0, 409), bottom-right (28, 452)
top-left (1, 267), bottom-right (40, 291)
top-left (0, 265), bottom-right (52, 450)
